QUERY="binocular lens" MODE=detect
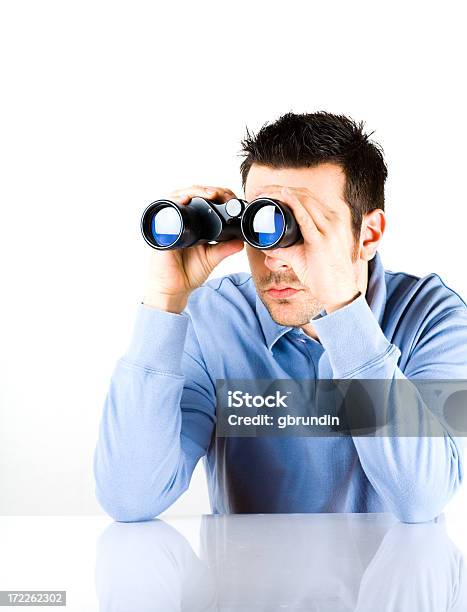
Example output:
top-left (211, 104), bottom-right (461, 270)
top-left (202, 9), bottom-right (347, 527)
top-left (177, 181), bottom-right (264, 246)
top-left (141, 197), bottom-right (224, 250)
top-left (241, 198), bottom-right (299, 248)
top-left (151, 205), bottom-right (182, 247)
top-left (251, 204), bottom-right (285, 247)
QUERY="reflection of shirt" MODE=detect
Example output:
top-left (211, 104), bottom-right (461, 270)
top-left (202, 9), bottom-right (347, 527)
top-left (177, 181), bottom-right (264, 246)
top-left (95, 513), bottom-right (467, 611)
top-left (94, 251), bottom-right (467, 522)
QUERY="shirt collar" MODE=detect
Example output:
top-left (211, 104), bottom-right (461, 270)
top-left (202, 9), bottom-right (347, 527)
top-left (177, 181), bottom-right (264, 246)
top-left (255, 251), bottom-right (387, 351)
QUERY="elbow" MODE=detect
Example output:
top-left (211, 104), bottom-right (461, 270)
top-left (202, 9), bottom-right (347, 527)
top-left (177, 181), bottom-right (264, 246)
top-left (107, 507), bottom-right (158, 524)
top-left (94, 470), bottom-right (190, 523)
top-left (107, 507), bottom-right (157, 523)
top-left (391, 483), bottom-right (460, 524)
top-left (93, 445), bottom-right (192, 522)
top-left (95, 487), bottom-right (165, 523)
top-left (392, 449), bottom-right (464, 524)
top-left (394, 502), bottom-right (443, 524)
top-left (93, 455), bottom-right (170, 522)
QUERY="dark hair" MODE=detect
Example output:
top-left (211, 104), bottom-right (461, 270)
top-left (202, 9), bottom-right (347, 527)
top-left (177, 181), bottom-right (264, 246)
top-left (239, 111), bottom-right (387, 244)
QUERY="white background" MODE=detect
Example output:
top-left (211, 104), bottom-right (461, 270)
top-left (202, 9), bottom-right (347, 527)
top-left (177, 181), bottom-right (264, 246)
top-left (1, 1), bottom-right (466, 519)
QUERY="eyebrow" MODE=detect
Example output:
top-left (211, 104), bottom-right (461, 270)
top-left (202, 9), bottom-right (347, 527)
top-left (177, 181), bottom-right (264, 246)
top-left (249, 185), bottom-right (312, 199)
top-left (250, 185), bottom-right (285, 196)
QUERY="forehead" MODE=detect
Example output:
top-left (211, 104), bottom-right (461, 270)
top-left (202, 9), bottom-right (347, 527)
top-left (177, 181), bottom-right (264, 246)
top-left (245, 163), bottom-right (347, 204)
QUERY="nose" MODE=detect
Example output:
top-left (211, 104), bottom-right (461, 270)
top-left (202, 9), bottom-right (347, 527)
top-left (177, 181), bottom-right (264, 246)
top-left (263, 250), bottom-right (291, 272)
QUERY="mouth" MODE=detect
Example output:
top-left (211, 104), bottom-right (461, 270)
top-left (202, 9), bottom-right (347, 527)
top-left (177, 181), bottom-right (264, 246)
top-left (265, 286), bottom-right (303, 299)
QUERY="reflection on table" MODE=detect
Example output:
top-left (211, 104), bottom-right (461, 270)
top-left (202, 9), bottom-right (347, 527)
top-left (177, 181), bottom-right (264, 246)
top-left (96, 513), bottom-right (467, 611)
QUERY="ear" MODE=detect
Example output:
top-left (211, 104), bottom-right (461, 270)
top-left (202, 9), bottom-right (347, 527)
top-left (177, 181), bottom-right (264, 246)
top-left (360, 209), bottom-right (386, 259)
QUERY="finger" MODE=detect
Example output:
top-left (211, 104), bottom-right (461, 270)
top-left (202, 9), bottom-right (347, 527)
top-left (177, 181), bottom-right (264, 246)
top-left (279, 187), bottom-right (324, 239)
top-left (169, 185), bottom-right (213, 204)
top-left (204, 186), bottom-right (238, 202)
top-left (284, 186), bottom-right (334, 234)
top-left (170, 186), bottom-right (237, 204)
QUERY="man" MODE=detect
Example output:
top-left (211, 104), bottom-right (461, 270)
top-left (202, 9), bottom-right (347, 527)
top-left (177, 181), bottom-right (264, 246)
top-left (94, 112), bottom-right (467, 523)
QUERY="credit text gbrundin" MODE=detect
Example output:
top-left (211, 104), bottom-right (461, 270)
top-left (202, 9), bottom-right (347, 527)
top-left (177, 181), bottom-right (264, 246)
top-left (226, 389), bottom-right (339, 429)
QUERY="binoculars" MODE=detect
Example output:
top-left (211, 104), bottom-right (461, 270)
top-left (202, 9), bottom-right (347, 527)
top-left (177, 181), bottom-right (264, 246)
top-left (141, 196), bottom-right (302, 250)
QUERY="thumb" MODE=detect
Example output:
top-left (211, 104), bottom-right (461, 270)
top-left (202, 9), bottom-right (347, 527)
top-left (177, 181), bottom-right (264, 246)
top-left (205, 239), bottom-right (244, 269)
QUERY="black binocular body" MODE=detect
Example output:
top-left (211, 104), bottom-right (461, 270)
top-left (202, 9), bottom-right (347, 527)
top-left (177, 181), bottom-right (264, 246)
top-left (141, 196), bottom-right (303, 250)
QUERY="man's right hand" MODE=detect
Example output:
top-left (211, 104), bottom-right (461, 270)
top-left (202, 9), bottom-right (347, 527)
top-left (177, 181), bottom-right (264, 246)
top-left (143, 185), bottom-right (244, 313)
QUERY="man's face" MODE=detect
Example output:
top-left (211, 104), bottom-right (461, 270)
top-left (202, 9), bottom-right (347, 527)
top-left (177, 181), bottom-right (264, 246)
top-left (244, 163), bottom-right (360, 327)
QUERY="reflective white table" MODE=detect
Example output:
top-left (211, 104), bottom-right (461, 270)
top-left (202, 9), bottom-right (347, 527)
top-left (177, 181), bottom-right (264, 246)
top-left (0, 512), bottom-right (466, 611)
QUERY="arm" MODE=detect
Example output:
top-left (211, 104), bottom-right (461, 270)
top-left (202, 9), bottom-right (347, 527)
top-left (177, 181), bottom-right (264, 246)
top-left (93, 184), bottom-right (243, 522)
top-left (312, 294), bottom-right (467, 523)
top-left (93, 303), bottom-right (216, 522)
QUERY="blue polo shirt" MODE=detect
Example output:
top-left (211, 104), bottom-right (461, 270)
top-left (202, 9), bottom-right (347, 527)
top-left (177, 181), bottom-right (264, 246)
top-left (94, 251), bottom-right (467, 523)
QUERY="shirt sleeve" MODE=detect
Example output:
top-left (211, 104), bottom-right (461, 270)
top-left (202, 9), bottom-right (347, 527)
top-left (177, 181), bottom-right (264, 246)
top-left (93, 302), bottom-right (216, 522)
top-left (311, 295), bottom-right (467, 523)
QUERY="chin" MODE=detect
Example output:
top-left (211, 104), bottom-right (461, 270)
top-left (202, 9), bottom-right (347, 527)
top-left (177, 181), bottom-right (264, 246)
top-left (266, 299), bottom-right (311, 327)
